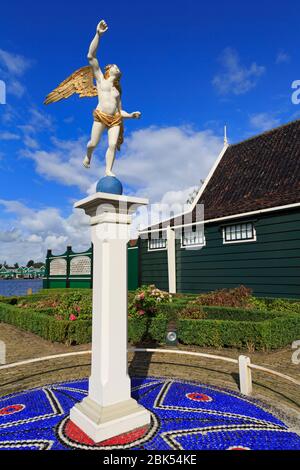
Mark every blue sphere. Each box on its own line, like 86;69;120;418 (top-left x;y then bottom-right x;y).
96;176;123;195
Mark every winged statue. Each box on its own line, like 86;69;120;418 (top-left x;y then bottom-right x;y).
44;20;141;177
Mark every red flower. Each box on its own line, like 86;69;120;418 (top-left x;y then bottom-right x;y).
69;314;77;321
138;310;145;316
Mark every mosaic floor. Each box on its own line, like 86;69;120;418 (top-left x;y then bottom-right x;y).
0;377;299;450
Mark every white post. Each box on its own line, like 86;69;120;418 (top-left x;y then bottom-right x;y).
70;192;151;442
0;341;6;365
238;355;253;396
167;225;176;294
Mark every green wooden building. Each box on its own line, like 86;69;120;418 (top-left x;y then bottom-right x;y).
139;120;300;298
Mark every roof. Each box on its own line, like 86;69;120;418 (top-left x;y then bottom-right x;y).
147;119;300;231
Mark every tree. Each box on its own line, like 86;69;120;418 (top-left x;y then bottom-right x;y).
33;262;45;268
14;263;19;269
27;260;34;268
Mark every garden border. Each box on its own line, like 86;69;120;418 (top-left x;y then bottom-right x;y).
0;348;299;398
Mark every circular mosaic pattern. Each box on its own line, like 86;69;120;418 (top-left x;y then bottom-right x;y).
0;404;25;416
186;392;213;403
0;377;299;450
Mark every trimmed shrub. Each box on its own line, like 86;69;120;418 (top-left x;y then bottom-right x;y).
0;302;162;345
148;315;168;343
1;294;300;350
177;313;300;350
128;317;148;343
0;302;91;344
179;304;207;319
191;285;253;308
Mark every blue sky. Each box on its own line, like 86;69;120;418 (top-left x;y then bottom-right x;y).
0;0;299;263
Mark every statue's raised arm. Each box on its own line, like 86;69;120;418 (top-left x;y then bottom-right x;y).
87;20;108;82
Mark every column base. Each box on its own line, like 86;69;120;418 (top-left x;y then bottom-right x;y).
70;396;151;443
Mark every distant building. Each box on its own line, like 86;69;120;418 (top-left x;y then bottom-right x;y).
0;265;45;279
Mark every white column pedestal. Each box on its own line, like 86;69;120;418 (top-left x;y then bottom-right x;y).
69;192;150;443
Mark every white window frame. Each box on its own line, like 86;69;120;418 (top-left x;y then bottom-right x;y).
222;222;257;244
148;237;167;252
181;226;206;249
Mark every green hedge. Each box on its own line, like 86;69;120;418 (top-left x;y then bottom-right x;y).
177;313;300;350
0;302;166;345
1;301;299;349
0;303;92;345
160;303;284;321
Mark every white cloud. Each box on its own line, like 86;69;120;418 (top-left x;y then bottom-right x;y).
0;199;90;264
249;112;281;132
8;80;26;98
0;49;32;99
0;228;21;242
22;125;222;204
276;50;290;64
17;107;54;150
0;131;20;141
0;49;32;76
213;48;265;95
27;234;43;243
117;126;222;203
23;135;39;149
22;138;99;191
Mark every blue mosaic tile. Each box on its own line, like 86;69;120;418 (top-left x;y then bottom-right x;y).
0;377;299;450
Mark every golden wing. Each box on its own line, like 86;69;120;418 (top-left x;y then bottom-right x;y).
44;66;97;105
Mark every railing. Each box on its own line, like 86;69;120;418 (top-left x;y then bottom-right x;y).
0;349;299;397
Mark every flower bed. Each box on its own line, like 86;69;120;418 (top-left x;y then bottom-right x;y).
0;286;299;349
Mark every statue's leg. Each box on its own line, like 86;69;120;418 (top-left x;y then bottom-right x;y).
83;121;106;168
105;125;121;176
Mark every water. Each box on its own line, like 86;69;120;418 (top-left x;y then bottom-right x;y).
0;279;43;297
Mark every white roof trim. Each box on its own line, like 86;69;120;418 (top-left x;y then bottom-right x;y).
139;202;300;234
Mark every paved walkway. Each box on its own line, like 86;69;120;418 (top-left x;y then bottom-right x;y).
0;323;299;431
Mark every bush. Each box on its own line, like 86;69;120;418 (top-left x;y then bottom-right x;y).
191;285;253;308
0;302;91;345
177;312;300;350
0;301;167;345
128;285;172;319
128;317;148;343
179;304;207;319
250;297;300;315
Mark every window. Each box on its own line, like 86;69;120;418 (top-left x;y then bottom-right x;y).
181;226;205;248
223;222;256;243
148;237;167;251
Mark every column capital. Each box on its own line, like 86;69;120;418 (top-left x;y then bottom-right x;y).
74;192;148;219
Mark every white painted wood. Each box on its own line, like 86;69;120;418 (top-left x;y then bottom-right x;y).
0;341;6;365
167;226;176;294
69;192;150;442
139;202;300;235
238;355;253;396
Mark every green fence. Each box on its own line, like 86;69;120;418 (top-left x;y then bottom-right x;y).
43;243;139;291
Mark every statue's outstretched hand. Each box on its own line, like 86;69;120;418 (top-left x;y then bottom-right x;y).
97;20;108;35
131;112;141;119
